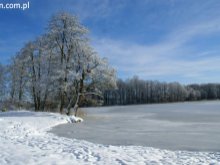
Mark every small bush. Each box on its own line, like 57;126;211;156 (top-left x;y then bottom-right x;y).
2;107;7;112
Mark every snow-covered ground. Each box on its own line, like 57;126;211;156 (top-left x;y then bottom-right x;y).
0;110;220;165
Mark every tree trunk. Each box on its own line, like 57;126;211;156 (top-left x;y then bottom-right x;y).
60;93;65;114
67;93;80;116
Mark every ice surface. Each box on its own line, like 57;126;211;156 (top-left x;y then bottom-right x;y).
51;101;220;152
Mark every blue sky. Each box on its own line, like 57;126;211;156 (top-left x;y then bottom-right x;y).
1;0;220;84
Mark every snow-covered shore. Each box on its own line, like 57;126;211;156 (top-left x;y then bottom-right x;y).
0;111;220;165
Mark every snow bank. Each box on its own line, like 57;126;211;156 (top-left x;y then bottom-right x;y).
67;115;84;123
0;110;220;165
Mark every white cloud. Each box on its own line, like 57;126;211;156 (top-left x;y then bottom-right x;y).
92;19;220;83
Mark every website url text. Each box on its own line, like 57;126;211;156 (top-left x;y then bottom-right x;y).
0;1;30;10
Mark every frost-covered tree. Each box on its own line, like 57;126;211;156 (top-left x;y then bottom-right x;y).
0;63;6;101
8;57;17;101
47;12;88;113
65;42;117;115
21;37;54;111
8;52;29;106
47;12;117;115
21;40;44;111
6;12;117;114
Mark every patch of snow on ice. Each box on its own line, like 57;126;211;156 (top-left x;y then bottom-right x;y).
67;115;84;123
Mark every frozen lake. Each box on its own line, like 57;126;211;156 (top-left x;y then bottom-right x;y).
50;101;220;152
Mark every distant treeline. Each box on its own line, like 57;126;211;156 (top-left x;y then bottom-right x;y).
104;76;220;105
